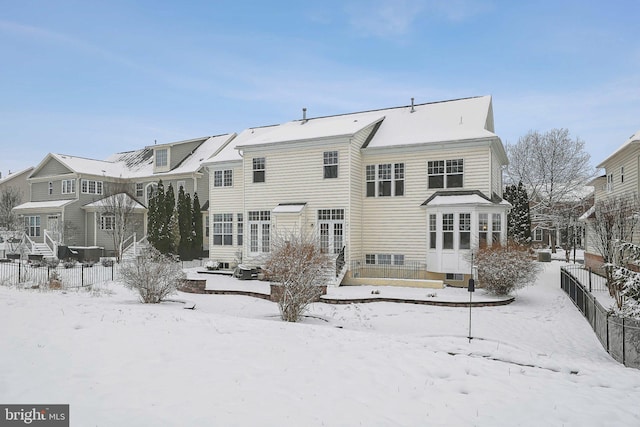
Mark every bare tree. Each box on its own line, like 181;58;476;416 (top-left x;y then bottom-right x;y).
264;230;331;322
98;181;140;262
474;241;542;296
120;247;185;303
0;186;22;232
506;129;595;251
588;192;640;301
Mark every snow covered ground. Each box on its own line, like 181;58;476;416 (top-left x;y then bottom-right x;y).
1;261;640;426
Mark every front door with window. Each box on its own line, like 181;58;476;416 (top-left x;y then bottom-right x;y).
47;215;61;243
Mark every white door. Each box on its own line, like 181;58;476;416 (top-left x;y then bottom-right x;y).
47;215;61;242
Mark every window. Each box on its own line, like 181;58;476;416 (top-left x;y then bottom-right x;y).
100;215;115;230
48;182;53;195
446;273;464;281
213;214;233;246
237;213;243;246
428;159;463;189
459;213;471;249
442;213;454;249
155;148;168;167
492;213;502;246
607;173;614;192
62;179;76;194
146;183;158;202
81;179;103;195
533;228;543;241
479;213;488;247
429;214;437;249
365;254;376;264
621;166;625;183
323;151;338;179
318;209;344;254
177;180;186;191
253;158;265;183
25;216;40;237
248;210;270;252
205;215;209;237
377;254;392;265
135;183;144;198
366;163;405;197
393;254;405;265
214;170;233;187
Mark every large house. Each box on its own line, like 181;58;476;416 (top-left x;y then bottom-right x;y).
204;96;510;287
11;135;234;260
583;130;640;270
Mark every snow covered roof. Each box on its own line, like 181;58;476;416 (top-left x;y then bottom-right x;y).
13;199;75;212
203;126;278;165
272;203;307;213
578;205;596;221
232;96;498;151
597;130;640;168
421;190;511;207
82;193;147;211
0;167;34;185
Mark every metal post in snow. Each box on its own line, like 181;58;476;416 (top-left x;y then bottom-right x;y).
468;253;475;342
589;267;592;293
81;264;84;287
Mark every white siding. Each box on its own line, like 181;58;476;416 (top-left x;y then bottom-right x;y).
208;162;244;265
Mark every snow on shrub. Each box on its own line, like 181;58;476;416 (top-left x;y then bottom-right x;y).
474;242;541;296
264;231;330;322
119;247;185;303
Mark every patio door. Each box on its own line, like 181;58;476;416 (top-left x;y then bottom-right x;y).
47;215;61;242
318;209;344;254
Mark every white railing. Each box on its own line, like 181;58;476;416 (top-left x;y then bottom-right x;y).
21;232;34;256
43;229;58;257
121;233;148;259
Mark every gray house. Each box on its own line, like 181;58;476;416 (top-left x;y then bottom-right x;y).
12;135;233;260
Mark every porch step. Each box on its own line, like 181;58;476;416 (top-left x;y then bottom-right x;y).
31;243;54;258
122;243;150;261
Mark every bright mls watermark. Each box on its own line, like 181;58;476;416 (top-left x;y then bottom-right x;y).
0;405;68;426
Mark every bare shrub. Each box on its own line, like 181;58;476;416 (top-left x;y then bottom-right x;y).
264;231;330;322
474;242;542;296
119;247;185;303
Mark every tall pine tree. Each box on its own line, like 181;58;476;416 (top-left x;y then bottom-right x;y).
504;181;531;244
156;182;174;254
148;180;166;251
177;186;192;260
191;192;203;259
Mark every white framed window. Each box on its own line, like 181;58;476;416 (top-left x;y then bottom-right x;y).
459;213;471;250
621;166;625;183
479;213;488;247
318;209;344;254
248;210;270;252
377;254;392;265
177;180;186;191
155;148;168;167
135;183;144;198
365;254;376;264
492;214;502;245
100;215;115;230
205;215;209;237
214;170;233;187
81;179;103;195
607;173;614;192
442;213;454;249
366;163;405;197
533;228;543;241
237;213;243;246
25;216;40;237
62;179;76;194
446;273;464;281
213;213;233;246
48;181;53;195
253;158;265;183
393;254;405;265
324;151;338;179
429;214;437;249
428;159;463;189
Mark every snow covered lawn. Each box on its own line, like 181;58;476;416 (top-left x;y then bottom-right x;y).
1;262;640;426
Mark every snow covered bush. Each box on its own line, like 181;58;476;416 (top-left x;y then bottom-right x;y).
610;241;640;316
119;247;185;303
205;260;220;271
474;242;542;296
264;231;330;322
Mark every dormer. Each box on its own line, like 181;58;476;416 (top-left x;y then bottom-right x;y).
153;145;171;173
150;137;208;173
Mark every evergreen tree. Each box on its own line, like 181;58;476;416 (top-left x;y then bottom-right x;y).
191;192;203;259
156;181;173;254
148;180;166;251
147;193;159;248
169;207;180;256
504;181;531;244
177;186;192;260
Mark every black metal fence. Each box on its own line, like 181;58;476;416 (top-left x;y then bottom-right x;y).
561;266;640;369
0;260;117;288
350;260;427;280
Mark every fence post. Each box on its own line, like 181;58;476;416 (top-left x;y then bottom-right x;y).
18;262;21;283
111;262;114;281
588;267;592;292
606;312;610;352
622;317;626;366
81;264;84;287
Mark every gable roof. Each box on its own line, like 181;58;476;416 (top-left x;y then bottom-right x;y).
0;166;34;185
597;130;640;168
82;193;147;211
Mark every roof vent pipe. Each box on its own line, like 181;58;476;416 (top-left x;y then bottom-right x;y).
302;107;307;123
410;97;415;113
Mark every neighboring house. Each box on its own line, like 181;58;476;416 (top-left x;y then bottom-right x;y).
11;135;233;260
205;96;510;287
0;167;34;258
0;167;34;209
583;130;640;270
529;186;594;249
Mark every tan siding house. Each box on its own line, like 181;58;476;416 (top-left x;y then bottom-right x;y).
205;96;510;287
